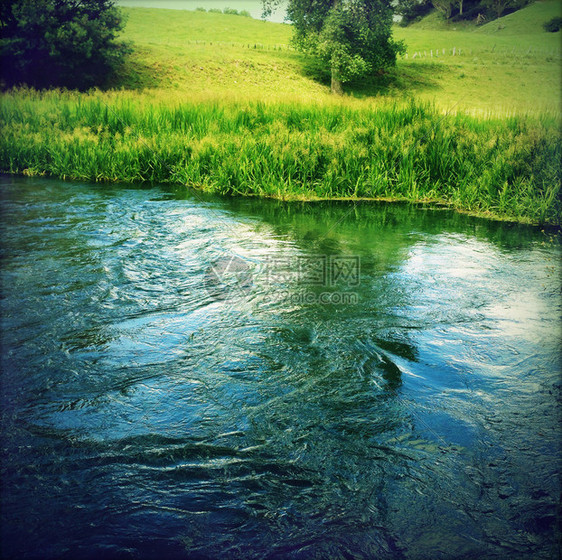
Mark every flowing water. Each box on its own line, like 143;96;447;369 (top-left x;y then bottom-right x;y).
0;176;560;560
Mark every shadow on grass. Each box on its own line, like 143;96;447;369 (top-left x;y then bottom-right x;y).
109;49;163;90
298;54;451;98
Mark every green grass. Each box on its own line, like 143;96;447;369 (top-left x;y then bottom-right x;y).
113;2;561;114
407;10;477;31
392;2;562;114
1;1;561;224
1;89;560;224
113;8;309;96
477;0;562;34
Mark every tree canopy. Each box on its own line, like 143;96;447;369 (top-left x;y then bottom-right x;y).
263;0;404;94
0;0;129;90
395;0;529;26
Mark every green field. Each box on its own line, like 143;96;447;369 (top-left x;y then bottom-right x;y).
114;1;562;114
1;1;561;224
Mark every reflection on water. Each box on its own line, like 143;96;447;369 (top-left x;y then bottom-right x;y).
1;176;560;559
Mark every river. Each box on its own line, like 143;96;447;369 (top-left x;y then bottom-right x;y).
0;176;560;559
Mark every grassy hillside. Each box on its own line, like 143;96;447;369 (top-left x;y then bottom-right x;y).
393;1;561;113
115;2;562;114
115;8;310;96
477;0;562;34
408;0;561;32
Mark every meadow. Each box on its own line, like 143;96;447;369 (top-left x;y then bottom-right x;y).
1;1;561;224
112;1;562;114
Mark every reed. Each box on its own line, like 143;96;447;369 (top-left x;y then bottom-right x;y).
1;88;560;224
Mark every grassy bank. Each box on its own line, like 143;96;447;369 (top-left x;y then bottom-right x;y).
1;89;560;224
1;2;561;224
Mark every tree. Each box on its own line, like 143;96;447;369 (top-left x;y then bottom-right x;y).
394;0;433;26
263;0;404;94
481;0;518;18
0;0;129;89
431;0;454;19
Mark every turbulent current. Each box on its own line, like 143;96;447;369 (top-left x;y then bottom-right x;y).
0;176;560;559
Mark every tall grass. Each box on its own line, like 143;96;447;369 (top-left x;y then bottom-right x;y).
1;88;560;224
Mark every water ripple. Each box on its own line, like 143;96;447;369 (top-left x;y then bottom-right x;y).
1;177;560;560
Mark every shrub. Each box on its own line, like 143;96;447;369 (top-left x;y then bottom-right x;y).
543;16;562;32
0;0;129;90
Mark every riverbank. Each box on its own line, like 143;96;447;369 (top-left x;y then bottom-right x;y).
1;89;560;225
1;3;561;225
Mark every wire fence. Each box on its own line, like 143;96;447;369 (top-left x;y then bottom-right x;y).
402;46;561;59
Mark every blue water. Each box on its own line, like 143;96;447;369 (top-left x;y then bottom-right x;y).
1;176;560;559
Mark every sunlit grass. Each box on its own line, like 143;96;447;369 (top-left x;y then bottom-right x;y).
391;0;562;114
114;2;562;114
1;88;559;224
1;2;561;224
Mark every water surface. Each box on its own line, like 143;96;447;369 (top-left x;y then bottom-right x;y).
1;176;560;559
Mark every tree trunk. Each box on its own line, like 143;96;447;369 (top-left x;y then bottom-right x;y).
330;0;343;94
331;66;343;95
459;0;463;15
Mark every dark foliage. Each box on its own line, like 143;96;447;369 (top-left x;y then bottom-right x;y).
450;1;488;21
543;16;561;32
395;0;434;26
0;0;129;89
264;0;404;91
395;0;533;25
